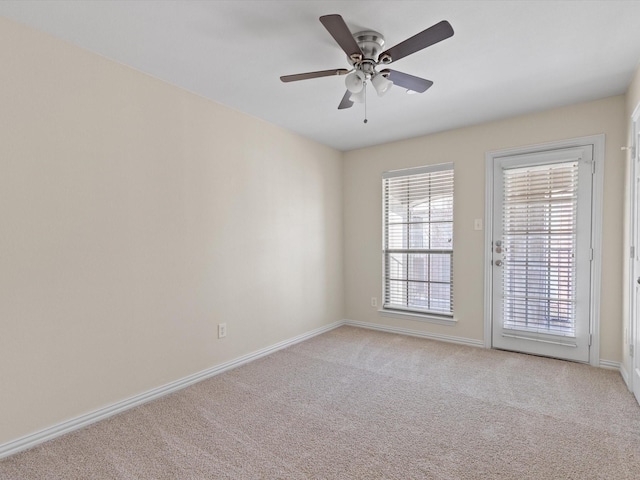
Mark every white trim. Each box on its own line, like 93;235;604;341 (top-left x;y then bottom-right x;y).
484;135;604;366
0;320;345;460
382;162;453;178
626;116;635;393
378;308;456;326
484;152;494;349
620;361;630;388
628;103;640;396
344;319;484;348
590;136;605;368
599;359;622;370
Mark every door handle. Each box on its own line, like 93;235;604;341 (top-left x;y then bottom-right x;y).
495;260;503;267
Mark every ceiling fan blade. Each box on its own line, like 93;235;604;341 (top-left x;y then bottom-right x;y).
380;20;454;64
338;90;354;109
320;14;363;58
280;69;350;83
384;69;433;93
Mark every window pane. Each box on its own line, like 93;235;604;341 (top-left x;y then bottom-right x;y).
501;161;577;335
409;201;429;223
429;197;453;222
408;223;428;249
387;253;406;280
430;222;453;249
408;281;428;309
408;254;427;281
429;283;451;313
387;280;407;305
429;254;451;283
387;223;407;249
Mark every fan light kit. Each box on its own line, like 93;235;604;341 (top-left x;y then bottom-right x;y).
281;14;454;123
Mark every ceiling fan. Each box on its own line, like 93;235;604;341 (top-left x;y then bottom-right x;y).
280;14;454;112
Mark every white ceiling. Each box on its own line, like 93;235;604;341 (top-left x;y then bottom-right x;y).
2;0;640;151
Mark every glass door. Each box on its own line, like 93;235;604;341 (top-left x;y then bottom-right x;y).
492;146;593;362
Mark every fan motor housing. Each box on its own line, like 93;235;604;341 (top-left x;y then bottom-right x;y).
350;30;385;64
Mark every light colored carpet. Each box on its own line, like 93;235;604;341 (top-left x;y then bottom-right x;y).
1;326;640;479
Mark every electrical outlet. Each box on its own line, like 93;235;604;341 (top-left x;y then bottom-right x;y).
218;323;227;339
371;297;377;307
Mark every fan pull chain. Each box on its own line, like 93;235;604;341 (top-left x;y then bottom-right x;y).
363;82;368;124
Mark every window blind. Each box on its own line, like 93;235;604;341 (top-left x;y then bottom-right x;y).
383;164;454;316
501;161;578;336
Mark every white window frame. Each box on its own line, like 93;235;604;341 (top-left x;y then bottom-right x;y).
381;163;455;324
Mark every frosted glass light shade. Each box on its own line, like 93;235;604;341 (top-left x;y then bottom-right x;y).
345;71;364;93
351;88;365;103
372;74;393;96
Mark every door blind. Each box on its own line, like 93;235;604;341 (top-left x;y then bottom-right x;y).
501;161;579;336
383;164;454;316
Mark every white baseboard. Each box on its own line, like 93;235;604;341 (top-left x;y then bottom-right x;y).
599;360;630;390
343;319;485;348
599;359;621;370
0;320;345;460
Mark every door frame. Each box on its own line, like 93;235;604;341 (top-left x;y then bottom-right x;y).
483;134;605;366
627;103;640;393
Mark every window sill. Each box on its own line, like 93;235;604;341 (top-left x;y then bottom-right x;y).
378;308;457;326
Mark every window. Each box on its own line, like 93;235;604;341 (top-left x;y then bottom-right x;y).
382;164;454;317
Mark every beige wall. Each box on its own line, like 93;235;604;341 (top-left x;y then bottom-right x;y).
622;63;640;379
0;17;343;444
344;96;626;362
